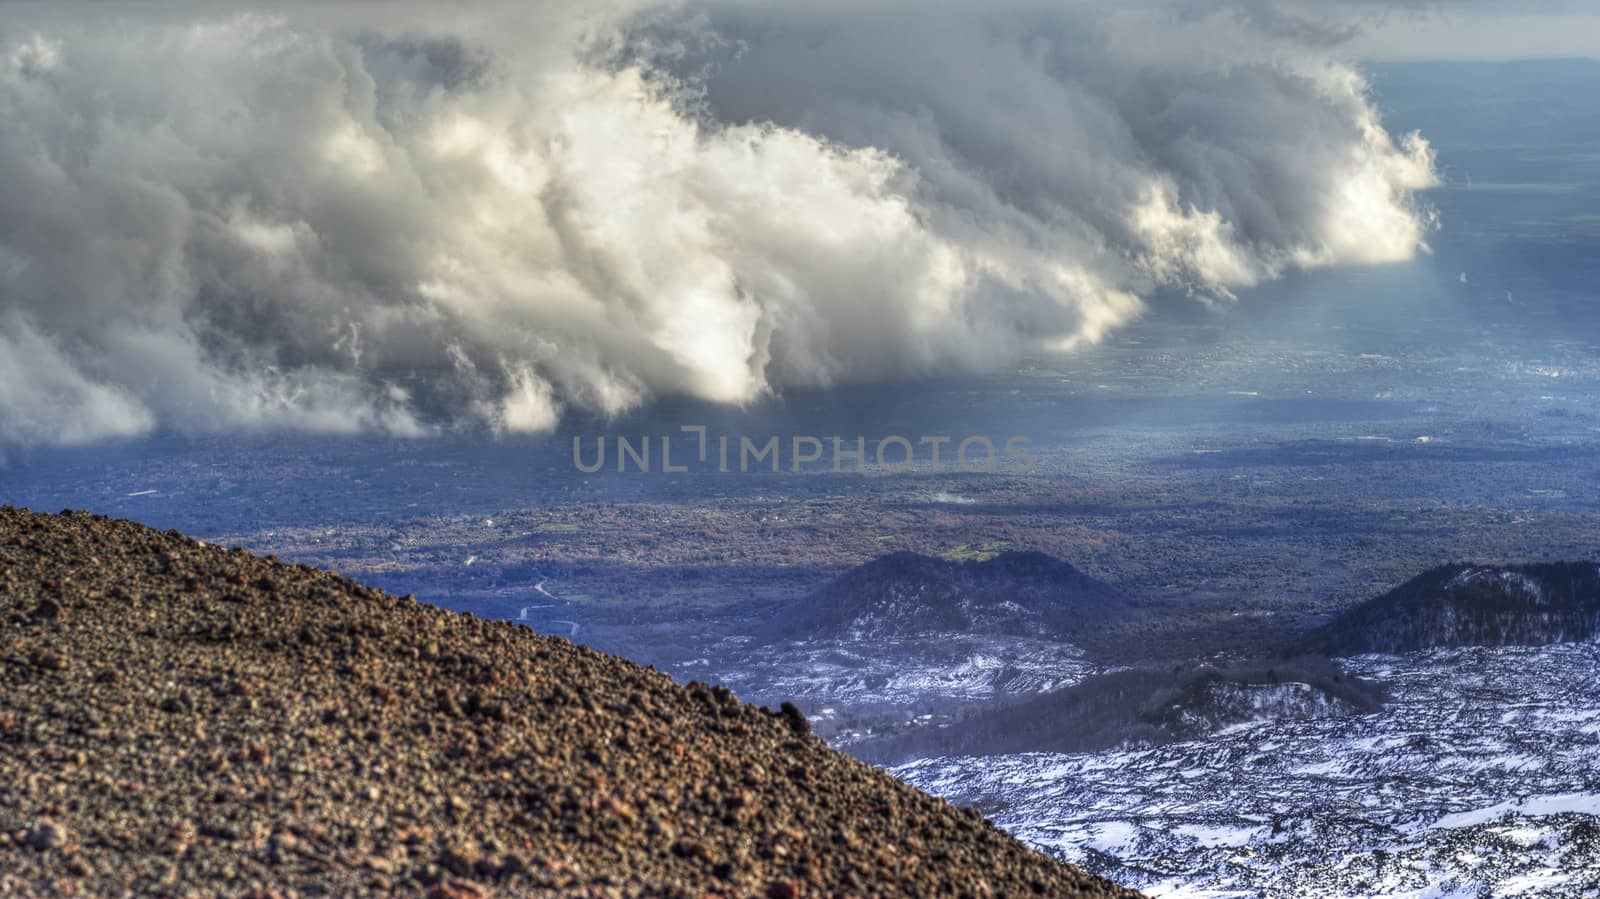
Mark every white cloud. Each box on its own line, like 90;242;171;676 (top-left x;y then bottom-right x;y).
0;2;1438;448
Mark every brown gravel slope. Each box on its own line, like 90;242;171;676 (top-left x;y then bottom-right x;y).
0;508;1142;898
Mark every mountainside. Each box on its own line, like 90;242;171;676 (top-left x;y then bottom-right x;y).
1306;562;1600;655
0;508;1138;899
763;551;1128;644
857;656;1384;764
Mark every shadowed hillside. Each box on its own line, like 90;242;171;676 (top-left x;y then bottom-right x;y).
1305;562;1600;655
856;656;1384;764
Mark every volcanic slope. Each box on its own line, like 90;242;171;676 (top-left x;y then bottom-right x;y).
1305;561;1600;654
0;508;1140;898
763;551;1129;645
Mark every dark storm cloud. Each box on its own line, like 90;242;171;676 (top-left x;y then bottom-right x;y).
0;2;1436;447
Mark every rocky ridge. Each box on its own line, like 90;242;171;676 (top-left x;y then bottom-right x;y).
0;508;1139;898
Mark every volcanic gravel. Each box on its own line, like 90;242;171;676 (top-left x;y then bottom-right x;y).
0;508;1142;898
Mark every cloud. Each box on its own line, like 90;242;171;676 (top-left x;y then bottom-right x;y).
0;313;155;447
0;2;1437;448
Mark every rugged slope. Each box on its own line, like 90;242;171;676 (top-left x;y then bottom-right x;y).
0;508;1140;899
1305;562;1600;655
763;551;1128;644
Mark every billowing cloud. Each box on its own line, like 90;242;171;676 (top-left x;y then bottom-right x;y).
0;2;1436;448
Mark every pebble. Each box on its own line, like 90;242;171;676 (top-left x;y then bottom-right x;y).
24;820;69;851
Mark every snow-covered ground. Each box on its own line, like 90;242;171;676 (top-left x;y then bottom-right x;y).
897;644;1600;898
693;633;1093;708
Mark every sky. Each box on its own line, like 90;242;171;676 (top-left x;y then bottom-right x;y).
0;1;1590;450
1341;2;1600;60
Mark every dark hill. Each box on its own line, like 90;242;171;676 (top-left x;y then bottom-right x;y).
764;551;1128;644
1305;562;1600;655
0;508;1139;898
